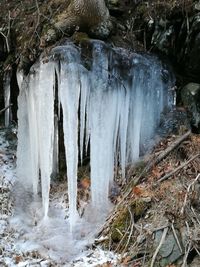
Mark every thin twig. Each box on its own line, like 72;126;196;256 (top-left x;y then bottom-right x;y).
122;220;134;253
194;246;200;256
94;236;109;244
157;153;200;183
191;206;200;225
0;10;11;53
122;207;137;253
171;223;183;253
185;221;190;235
128;206;142;232
114;224;131;252
152;224;169;232
150;227;168;267
181;242;192;267
0;104;12;115
0;32;10;53
181;174;200;215
29;0;41;43
115;228;123;237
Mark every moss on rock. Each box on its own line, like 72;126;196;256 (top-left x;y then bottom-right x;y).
111;197;151;244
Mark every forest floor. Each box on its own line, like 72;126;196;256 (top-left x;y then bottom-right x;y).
98;129;200;267
0;124;200;267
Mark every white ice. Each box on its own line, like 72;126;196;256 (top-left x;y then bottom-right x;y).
17;62;55;217
60;59;81;229
15;40;174;261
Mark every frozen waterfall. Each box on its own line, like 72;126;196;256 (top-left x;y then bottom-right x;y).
17;40;174;229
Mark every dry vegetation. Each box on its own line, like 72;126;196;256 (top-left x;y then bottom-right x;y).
98;131;200;266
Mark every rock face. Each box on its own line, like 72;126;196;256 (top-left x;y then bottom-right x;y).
181;83;200;133
140;2;200;83
185;14;200;81
0;35;7;61
42;0;112;45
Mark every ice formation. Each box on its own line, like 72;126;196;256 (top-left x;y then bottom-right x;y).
17;40;174;230
4;73;11;127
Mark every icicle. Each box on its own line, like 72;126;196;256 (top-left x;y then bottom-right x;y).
79;67;90;165
54;63;61;119
4;73;11;127
89;42;119;210
118;84;130;179
127;64;145;163
17;75;33;189
16;71;24;90
60;58;81;229
85;91;91;156
52;114;59;176
138;57;164;149
17;60;56;218
37;62;55;217
27;71;40;195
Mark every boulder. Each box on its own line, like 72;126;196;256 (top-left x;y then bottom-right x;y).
41;0;112;45
181;83;200;133
154;230;183;266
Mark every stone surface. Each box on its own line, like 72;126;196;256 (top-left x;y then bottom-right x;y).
42;0;111;45
155;230;183;266
184;13;200;81
151;19;175;55
181;83;200;133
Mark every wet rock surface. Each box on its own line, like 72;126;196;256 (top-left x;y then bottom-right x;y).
181;83;200;133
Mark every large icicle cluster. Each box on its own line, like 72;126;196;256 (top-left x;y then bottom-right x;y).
17;40;174;227
17;62;55;218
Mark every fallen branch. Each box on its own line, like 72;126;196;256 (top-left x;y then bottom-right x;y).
150;227;168;267
157;153;200;183
0;104;12;115
94;236;109;244
142;130;191;176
